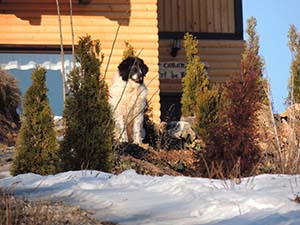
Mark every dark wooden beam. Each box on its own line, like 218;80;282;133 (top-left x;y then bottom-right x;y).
79;0;91;5
0;44;73;53
234;0;244;40
159;32;243;40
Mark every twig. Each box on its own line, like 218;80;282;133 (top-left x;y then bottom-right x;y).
286;47;299;173
103;8;130;80
55;0;66;105
200;153;211;178
103;25;121;80
264;75;283;172
69;0;75;68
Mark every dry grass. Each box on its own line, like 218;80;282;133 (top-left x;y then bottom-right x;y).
0;189;115;225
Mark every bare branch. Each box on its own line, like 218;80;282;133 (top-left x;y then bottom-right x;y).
55;0;66;105
69;0;75;68
103;25;121;80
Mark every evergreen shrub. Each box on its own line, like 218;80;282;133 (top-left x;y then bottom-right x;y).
181;33;209;117
203;51;263;178
11;66;60;175
60;35;114;172
0;70;21;145
287;24;300;105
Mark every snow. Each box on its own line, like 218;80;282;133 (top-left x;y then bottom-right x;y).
1;169;300;225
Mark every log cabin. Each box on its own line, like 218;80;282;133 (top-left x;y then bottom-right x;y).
0;0;244;122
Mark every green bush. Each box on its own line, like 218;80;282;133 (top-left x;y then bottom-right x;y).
182;33;221;147
123;41;136;59
244;17;268;105
287;24;300;105
193;86;221;141
195;18;264;178
60;35;114;172
181;33;209;117
0;70;21;145
143;101;159;146
0;70;21;121
11;66;60;176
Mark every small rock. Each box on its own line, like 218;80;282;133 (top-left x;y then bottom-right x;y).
166;121;196;141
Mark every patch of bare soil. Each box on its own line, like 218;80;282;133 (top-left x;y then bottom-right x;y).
113;143;199;177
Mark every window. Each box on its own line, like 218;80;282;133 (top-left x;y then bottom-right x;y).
0;53;73;116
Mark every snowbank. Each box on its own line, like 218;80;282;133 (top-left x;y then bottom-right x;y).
1;170;300;225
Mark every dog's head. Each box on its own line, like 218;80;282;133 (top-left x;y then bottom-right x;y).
118;57;149;84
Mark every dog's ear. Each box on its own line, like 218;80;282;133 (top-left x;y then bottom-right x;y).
118;57;135;81
138;58;148;76
141;62;149;76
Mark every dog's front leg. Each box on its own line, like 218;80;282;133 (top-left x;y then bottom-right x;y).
116;115;128;143
133;113;144;144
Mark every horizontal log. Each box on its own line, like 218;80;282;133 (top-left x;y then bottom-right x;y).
159;40;245;48
1;26;159;35
159;54;242;63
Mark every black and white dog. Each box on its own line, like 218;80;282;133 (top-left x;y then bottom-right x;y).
109;57;149;144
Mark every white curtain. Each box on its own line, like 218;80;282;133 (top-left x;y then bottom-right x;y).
0;53;73;72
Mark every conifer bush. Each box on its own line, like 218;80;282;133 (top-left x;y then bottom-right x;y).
181;33;221;142
11;66;60;176
181;33;209;117
0;70;21;122
194;17;265;178
283;25;300;174
0;70;21;145
203;47;263;178
60;35;114;172
287;24;300;105
244;17;268;105
123;41;136;60
193;86;220;141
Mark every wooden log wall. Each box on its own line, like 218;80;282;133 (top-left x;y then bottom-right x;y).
158;0;235;33
0;0;161;122
158;0;244;94
159;39;244;93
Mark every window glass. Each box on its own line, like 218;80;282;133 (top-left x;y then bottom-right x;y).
0;53;73;116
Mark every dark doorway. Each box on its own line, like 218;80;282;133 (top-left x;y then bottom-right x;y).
160;92;182;122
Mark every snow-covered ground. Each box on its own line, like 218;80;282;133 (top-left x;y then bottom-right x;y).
1;170;300;225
